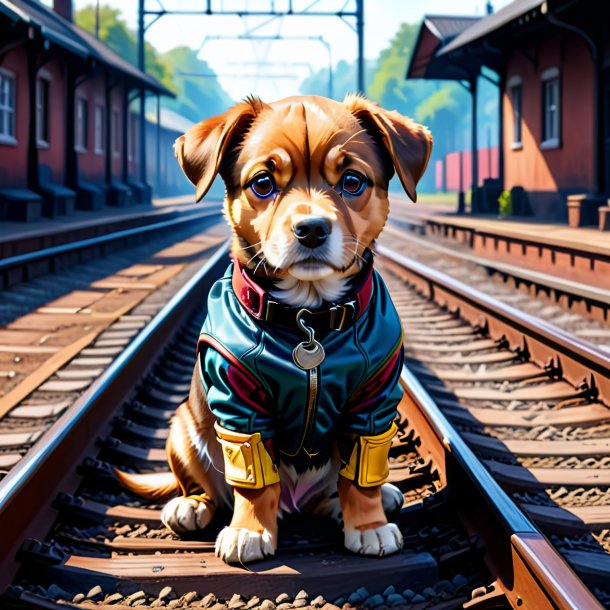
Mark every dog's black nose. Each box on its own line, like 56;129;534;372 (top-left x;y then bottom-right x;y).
292;218;331;249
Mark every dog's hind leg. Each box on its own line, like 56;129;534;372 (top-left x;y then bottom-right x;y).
160;373;233;535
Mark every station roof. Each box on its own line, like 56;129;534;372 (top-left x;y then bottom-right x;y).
0;0;173;96
406;0;545;81
145;108;195;134
439;0;543;56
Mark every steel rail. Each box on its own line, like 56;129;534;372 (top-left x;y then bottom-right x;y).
0;206;223;273
0;241;230;589
399;363;604;610
378;244;610;404
386;222;610;307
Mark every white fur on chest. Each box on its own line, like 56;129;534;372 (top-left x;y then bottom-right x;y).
270;275;348;308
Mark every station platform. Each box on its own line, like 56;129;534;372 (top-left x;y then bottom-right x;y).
0;195;222;258
388;194;610;289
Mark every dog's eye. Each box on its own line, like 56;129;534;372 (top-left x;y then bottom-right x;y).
339;170;368;197
249;173;276;199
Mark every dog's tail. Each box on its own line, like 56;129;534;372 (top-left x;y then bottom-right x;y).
114;469;179;499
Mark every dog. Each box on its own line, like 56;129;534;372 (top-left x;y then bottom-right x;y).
116;94;432;564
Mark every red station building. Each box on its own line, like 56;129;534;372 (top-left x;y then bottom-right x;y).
0;0;171;222
408;0;610;227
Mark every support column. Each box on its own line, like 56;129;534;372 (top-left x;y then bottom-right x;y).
104;72;112;185
498;69;505;189
356;0;364;93
26;45;39;192
458;151;465;214
139;89;146;185
137;0;147;187
156;94;161;195
65;65;77;187
122;88;129;184
471;76;478;196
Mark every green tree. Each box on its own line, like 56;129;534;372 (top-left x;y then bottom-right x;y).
300;59;377;100
159;47;233;122
75;5;174;91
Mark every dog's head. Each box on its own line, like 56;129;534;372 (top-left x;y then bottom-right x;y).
175;94;432;306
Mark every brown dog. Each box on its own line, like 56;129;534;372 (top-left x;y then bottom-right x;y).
117;94;432;563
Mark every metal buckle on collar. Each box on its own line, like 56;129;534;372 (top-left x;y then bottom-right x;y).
330;300;356;331
264;299;278;321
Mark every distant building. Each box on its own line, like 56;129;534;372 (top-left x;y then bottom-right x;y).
408;0;609;224
145;108;194;199
0;0;172;221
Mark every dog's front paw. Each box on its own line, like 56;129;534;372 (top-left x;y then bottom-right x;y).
344;523;403;557
161;496;213;534
215;527;275;564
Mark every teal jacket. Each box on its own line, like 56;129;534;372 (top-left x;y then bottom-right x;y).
198;263;404;471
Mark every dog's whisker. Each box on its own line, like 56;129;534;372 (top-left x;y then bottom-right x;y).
347;235;366;259
246;249;264;266
253;256;268;276
241;241;262;251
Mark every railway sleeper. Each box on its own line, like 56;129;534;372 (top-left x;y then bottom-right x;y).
13;542;440;602
521;503;610;533
53;493;163;526
441;401;610;429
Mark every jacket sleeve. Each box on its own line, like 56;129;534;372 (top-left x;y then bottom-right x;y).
342;342;404;437
198;341;275;440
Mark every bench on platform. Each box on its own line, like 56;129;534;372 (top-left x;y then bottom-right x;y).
38;166;76;217
104;181;133;207
127;179;152;204
0;188;42;222
75;179;105;211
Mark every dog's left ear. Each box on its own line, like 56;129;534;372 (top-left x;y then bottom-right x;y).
175;97;269;202
343;94;433;202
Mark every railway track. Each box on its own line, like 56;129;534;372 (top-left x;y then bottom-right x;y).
377;245;610;607
0;213;226;482
0;205;223;290
386;217;610;331
0;240;605;610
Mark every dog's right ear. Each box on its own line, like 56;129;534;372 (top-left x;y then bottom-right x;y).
343;94;432;203
175;97;269;202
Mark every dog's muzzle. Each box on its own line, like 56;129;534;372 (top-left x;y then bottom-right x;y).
292;217;331;249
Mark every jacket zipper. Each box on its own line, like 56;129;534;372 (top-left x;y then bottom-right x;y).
281;364;319;458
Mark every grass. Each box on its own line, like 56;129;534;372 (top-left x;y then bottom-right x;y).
414;191;472;209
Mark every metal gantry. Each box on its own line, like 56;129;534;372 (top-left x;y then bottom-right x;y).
136;0;364;188
202;34;333;98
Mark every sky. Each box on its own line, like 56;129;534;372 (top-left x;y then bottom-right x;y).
55;0;514;100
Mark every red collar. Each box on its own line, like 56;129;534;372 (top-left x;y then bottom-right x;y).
231;255;374;332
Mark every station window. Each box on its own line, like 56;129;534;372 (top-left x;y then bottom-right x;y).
36;77;50;147
541;68;560;149
507;76;522;149
0;69;16;144
75;96;89;152
112;108;120;155
94;103;105;154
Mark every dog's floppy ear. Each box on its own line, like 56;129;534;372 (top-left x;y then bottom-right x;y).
175;97;269;202
343;94;433;202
